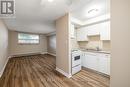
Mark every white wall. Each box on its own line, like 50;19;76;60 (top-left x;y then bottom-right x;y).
9;31;47;55
0;20;9;77
47;35;56;55
111;0;130;87
56;14;71;77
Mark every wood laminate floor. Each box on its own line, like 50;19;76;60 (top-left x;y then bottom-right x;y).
0;54;110;87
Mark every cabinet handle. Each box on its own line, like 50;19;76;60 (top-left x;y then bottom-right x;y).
89;54;97;56
105;55;110;57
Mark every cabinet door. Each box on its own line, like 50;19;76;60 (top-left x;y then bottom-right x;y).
81;52;87;67
85;53;98;71
81;52;85;66
87;24;100;36
100;21;110;40
77;28;88;41
98;54;110;75
70;24;75;38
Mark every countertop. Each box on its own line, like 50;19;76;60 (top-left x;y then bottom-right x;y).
80;49;111;54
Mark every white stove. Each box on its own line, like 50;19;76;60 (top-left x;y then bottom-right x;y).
71;50;81;75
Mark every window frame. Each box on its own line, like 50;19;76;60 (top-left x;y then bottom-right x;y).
17;33;40;45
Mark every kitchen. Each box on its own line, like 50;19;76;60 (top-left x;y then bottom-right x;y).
70;14;110;77
0;0;129;86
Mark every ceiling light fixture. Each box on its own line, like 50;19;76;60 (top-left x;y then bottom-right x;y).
85;5;102;18
88;9;98;14
86;8;100;18
87;9;99;18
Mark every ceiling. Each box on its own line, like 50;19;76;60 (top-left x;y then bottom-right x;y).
4;0;110;34
72;0;110;21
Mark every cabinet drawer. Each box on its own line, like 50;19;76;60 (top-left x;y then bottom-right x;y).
72;65;81;75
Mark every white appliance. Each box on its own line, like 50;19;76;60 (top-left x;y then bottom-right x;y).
71;50;81;75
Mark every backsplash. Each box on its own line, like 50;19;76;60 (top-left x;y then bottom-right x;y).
78;35;111;51
87;36;102;50
71;38;79;49
102;41;111;51
78;35;102;50
70;32;111;51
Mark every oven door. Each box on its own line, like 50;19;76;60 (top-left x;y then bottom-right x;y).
72;55;81;67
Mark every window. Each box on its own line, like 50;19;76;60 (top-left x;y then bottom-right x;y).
18;33;39;44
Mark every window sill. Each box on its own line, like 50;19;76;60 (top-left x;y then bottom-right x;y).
18;43;40;45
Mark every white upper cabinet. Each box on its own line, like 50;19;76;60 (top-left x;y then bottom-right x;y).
77;27;88;41
70;24;75;38
100;21;110;40
76;21;110;41
87;24;101;36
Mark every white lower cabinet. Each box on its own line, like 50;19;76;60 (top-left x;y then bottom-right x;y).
98;54;110;75
81;52;110;75
81;52;85;66
85;52;98;71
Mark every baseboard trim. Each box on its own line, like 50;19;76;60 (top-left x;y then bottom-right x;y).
9;52;55;58
56;67;72;78
8;56;13;59
40;52;48;55
47;52;56;56
10;52;42;58
40;52;56;56
82;66;110;78
0;57;9;78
